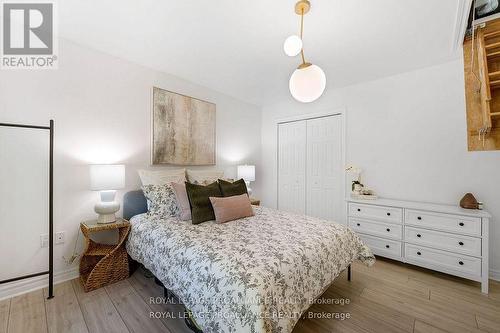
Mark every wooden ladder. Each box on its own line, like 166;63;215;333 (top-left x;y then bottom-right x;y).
477;29;495;129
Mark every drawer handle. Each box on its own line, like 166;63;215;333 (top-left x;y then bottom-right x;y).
357;208;361;212
417;216;422;220
356;223;360;226
417;251;421;255
387;212;391;216
459;222;464;227
459;261;464;266
385;245;390;249
417;234;422;238
459;241;464;246
386;228;391;232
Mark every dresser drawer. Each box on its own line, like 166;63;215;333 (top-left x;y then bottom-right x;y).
405;227;481;257
349;203;403;224
405;244;481;278
349;218;402;240
405;209;481;237
359;234;402;259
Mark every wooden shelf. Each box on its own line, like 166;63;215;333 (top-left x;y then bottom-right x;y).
489;80;500;88
487;50;500;58
488;71;500;79
85;244;115;256
485;41;500;50
491;112;500;117
81;220;130;233
484;30;500;39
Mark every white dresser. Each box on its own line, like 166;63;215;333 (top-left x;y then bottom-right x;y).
347;198;491;293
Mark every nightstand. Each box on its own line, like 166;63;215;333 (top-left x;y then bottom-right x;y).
250;197;260;206
79;218;130;292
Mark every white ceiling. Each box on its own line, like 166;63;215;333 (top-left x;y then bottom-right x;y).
59;0;466;106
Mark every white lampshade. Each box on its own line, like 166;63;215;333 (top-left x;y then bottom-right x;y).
237;165;255;182
289;64;326;103
283;35;303;57
90;164;125;191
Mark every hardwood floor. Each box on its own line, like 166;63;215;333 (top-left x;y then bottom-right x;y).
1;257;499;333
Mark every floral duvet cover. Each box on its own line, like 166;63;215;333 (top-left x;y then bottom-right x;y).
126;206;375;333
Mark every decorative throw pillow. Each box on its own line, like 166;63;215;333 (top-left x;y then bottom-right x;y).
170;182;191;221
138;168;186;185
209;194;254;223
185;181;222;224
218;178;248;197
142;184;180;218
186;169;224;185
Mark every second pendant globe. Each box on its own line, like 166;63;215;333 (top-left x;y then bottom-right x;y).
283;35;303;57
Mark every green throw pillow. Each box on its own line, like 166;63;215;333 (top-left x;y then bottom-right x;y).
185;181;222;224
218;178;248;197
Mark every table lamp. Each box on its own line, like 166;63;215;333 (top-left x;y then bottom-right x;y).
90;164;125;224
237;165;255;196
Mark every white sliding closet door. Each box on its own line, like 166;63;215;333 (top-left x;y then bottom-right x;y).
278;114;343;222
278;121;306;214
306;116;343;221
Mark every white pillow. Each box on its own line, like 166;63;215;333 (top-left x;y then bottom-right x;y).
186;169;224;185
138;168;186;185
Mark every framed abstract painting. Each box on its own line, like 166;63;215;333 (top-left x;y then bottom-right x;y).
152;87;216;165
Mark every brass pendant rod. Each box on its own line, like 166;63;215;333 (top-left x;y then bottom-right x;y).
300;8;306;65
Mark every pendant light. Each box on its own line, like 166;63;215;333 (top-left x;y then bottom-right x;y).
283;35;303;57
285;0;326;103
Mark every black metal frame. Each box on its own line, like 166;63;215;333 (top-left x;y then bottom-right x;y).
0;120;54;299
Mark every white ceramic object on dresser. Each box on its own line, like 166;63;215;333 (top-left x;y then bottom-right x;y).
347;198;491;294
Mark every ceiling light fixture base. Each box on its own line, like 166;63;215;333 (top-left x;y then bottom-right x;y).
298;62;312;69
295;0;311;15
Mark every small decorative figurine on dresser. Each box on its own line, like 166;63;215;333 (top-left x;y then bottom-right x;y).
345;165;378;200
460;193;482;209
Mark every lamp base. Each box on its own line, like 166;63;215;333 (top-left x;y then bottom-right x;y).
97;213;117;224
95;190;120;224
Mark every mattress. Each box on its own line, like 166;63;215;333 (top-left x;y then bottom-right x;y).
126;206;375;333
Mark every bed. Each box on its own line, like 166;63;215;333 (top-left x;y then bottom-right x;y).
124;190;375;333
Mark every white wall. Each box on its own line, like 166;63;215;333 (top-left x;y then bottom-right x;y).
0;39;262;298
261;59;500;279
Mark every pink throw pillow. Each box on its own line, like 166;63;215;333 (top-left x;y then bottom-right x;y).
209;194;254;224
171;182;191;221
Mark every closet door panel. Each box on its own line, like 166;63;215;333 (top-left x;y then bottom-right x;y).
278;121;306;214
306;116;343;221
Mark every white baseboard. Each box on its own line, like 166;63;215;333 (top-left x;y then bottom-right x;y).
490;269;500;282
0;268;79;301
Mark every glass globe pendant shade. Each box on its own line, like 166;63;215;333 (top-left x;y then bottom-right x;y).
289;64;326;103
283;35;303;57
